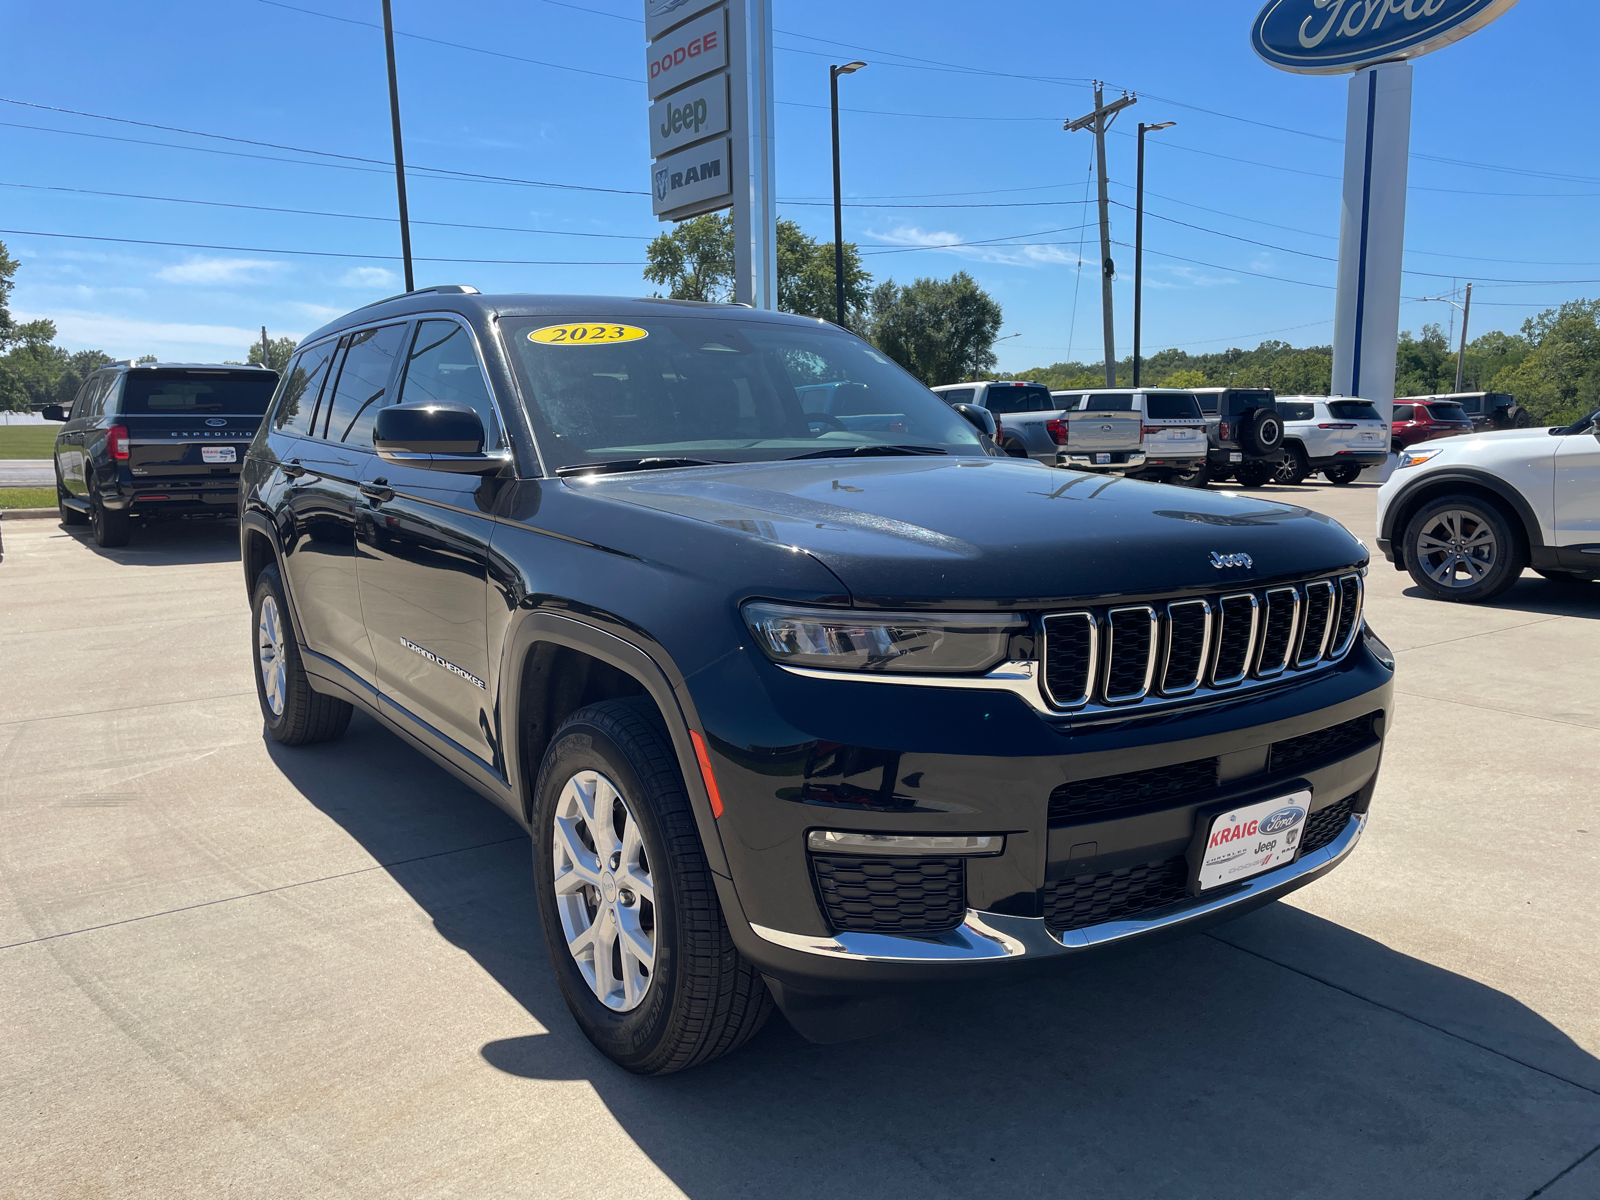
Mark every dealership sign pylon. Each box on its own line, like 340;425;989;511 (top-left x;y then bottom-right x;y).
1251;0;1520;424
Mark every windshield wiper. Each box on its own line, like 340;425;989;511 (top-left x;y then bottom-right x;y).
786;444;949;460
556;456;727;478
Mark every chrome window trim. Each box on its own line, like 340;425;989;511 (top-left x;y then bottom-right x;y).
1039;611;1098;710
1210;592;1259;687
1328;573;1365;659
750;812;1365;962
1297;579;1336;667
1160;598;1211;696
1254;586;1300;679
1103;605;1158;703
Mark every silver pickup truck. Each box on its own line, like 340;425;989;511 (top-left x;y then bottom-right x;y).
929;381;1066;464
1051;389;1209;480
1048;390;1146;474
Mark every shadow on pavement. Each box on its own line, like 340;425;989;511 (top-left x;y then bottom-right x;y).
267;711;1600;1199
1400;575;1600;619
60;516;241;565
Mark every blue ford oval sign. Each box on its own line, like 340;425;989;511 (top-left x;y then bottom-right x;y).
1252;0;1520;74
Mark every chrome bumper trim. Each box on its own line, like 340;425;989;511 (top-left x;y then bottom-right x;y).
749;812;1366;963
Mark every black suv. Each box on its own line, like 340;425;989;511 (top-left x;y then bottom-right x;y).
1402;391;1531;433
240;289;1394;1074
1192;387;1287;487
45;361;279;546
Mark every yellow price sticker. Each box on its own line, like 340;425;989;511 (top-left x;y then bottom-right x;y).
528;322;649;346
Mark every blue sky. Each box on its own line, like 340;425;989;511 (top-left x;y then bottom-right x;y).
2;0;1591;371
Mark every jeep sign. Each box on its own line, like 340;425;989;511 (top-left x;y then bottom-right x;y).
650;137;732;217
648;73;729;160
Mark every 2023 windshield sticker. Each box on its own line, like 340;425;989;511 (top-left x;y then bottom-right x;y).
528;323;649;346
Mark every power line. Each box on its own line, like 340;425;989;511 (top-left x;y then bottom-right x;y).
0;228;645;266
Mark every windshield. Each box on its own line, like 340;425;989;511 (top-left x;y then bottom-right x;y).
984;384;1051;414
1427;403;1468;420
1082;393;1134;412
1145;393;1202;420
1327;400;1381;421
119;370;279;416
502;314;985;469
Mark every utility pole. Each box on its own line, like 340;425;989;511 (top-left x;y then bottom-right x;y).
1066;83;1136;387
1454;282;1472;393
261;326;270;368
381;0;414;293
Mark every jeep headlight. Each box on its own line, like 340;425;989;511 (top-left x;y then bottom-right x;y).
742;602;1023;674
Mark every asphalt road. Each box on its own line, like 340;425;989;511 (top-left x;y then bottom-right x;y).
0;459;54;487
2;483;1597;1199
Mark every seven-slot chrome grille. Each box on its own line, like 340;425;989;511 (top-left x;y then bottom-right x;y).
1040;572;1363;714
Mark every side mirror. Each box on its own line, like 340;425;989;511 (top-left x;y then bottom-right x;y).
952;402;997;439
41;405;67;422
374;403;509;475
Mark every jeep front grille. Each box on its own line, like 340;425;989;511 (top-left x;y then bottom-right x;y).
1040;572;1364;714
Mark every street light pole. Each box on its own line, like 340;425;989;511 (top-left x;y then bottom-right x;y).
830;61;865;328
381;0;414;293
1133;120;1175;388
1418;282;1474;392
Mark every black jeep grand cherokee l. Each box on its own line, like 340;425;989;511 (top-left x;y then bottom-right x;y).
240;289;1394;1074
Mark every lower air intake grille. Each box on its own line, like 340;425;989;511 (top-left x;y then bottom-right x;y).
1300;795;1357;856
1043;856;1190;933
811;855;966;935
1049;757;1220;823
1271;713;1378;773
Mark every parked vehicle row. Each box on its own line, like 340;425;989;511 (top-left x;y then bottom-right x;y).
1275;396;1388;486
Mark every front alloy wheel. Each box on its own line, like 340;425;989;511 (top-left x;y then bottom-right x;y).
258;595;288;717
551;770;656;1012
1403;495;1524;603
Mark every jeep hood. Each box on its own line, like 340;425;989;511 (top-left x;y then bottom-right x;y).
574;457;1368;608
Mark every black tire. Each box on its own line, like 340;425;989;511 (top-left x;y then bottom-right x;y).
1273;445;1308;485
1322;464;1363;485
56;470;87;526
1513;409;1532;429
250;563;352;744
1240;409;1284;455
533;698;772;1075
1534;569;1594;585
1392;440;1405;455
1234;461;1275;488
1402;494;1526;603
1169;462;1208;487
89;494;131;547
1002;440;1029;458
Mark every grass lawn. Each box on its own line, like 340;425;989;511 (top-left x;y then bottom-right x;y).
0;426;60;458
0;487;57;509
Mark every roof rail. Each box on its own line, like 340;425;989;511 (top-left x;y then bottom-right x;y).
358;284;480;311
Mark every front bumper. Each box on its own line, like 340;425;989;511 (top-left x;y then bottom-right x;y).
1207;447;1284;470
1305;451;1387;470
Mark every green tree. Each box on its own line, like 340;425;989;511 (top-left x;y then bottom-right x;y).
643;215;871;321
1487;298;1600;425
863;271;1003;386
249;336;298;373
1394;324;1452;396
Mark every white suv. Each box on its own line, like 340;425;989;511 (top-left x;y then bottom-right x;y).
1376;406;1600;602
1276;396;1389;485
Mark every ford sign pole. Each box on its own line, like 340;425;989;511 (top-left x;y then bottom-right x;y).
1250;0;1521;477
729;0;777;308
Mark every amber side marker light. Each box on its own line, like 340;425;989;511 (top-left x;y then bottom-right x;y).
689;730;724;819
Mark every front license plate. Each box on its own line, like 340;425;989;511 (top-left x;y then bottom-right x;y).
202;446;237;464
1196;790;1310;891
1229;451;1243;463
1095;452;1111;464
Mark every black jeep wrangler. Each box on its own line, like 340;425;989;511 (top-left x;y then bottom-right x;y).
1192;387;1287;488
240;289;1394;1074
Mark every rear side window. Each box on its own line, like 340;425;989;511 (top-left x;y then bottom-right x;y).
1455;396;1483;414
1146;393;1203;420
1083;393;1134;412
119;370;278;415
321;324;407;445
273;341;338;437
938;387;975;405
1427;402;1467;420
1278;402;1315;422
1327;400;1380;421
984;385;1049;414
1196;393;1219;414
397;320;502;446
1393;405;1414;421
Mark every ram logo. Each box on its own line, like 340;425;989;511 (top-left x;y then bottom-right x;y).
654;169;669;202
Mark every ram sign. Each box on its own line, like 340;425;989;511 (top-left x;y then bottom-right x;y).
650;138;732;218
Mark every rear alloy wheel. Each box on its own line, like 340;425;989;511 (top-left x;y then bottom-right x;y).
1322;464;1363;485
1234;461;1276;488
251;563;353;744
1273;445;1308;485
534;698;772;1074
1403;495;1525;603
89;495;131;547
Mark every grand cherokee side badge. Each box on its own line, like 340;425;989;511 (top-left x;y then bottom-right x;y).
1210;551;1253;569
400;636;486;689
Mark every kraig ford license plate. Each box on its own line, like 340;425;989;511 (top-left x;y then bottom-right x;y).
202;446;237;464
1095;452;1111;464
1196;790;1310;891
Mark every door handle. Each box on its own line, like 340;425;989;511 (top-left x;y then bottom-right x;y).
282;459;307;480
360;480;394;504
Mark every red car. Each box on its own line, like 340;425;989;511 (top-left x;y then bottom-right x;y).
1389;399;1475;453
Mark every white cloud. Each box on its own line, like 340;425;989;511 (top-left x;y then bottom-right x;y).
291;301;347;322
338;266;398;289
15;308;304;361
156;256;284;285
865;226;1085;268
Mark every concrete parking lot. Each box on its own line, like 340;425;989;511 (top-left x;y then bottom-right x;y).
2;483;1597;1199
